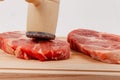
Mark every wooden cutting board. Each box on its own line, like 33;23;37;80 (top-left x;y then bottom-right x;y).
0;38;120;80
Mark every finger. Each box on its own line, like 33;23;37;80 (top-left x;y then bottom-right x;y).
25;0;34;3
26;0;40;7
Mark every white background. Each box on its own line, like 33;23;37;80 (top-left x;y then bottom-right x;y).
0;0;120;36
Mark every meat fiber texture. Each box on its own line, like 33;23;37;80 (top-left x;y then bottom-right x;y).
0;31;70;61
68;28;120;64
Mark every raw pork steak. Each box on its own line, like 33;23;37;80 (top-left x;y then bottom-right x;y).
0;31;70;61
68;29;120;64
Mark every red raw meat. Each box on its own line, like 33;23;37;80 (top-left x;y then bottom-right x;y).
0;31;70;61
68;29;120;64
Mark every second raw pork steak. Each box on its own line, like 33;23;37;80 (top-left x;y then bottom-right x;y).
68;29;120;64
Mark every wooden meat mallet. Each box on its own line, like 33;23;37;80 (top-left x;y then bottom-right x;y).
26;0;60;40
